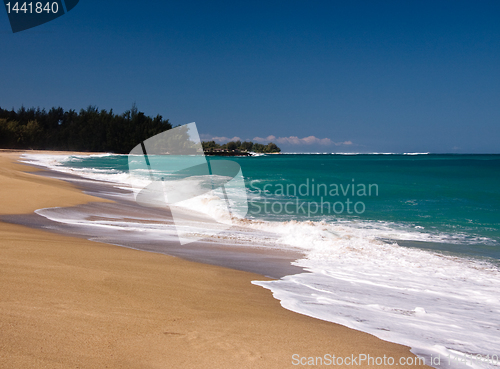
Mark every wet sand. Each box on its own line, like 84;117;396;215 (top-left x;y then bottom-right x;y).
0;150;430;368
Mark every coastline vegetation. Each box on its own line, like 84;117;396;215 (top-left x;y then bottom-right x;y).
0;105;281;155
0;105;171;153
202;140;280;154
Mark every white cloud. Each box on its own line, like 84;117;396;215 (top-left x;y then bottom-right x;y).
200;135;242;143
213;136;241;143
252;135;276;143
200;133;353;147
254;135;352;146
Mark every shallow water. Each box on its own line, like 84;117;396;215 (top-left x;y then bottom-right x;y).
20;153;500;369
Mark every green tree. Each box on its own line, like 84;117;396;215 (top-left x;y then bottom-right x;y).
265;142;281;153
22;120;43;148
252;143;265;152
226;141;238;151
240;141;253;151
0;104;173;153
202;141;220;151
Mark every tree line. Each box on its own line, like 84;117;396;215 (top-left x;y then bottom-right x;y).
0;105;281;154
0;105;172;154
202;140;280;153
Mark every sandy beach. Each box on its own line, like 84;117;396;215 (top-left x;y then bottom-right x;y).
0;150;430;368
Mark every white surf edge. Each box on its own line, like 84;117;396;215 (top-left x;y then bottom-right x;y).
20;152;500;369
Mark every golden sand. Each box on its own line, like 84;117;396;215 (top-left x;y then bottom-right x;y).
0;151;430;368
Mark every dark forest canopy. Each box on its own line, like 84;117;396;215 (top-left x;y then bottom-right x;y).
0;105;172;154
0;105;281;154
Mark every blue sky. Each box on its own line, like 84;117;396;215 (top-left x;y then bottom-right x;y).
1;1;499;153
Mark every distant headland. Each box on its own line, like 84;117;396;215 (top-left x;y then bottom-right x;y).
202;140;281;156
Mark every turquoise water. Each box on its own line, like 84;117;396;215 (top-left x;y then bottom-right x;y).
62;153;500;260
25;152;500;368
236;154;500;259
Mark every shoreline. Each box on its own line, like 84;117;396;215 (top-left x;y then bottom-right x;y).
8;151;305;279
0;150;430;368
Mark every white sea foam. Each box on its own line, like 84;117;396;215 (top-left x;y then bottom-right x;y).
247;218;500;368
23;153;500;369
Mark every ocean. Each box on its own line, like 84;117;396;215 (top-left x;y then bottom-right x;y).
21;153;500;369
